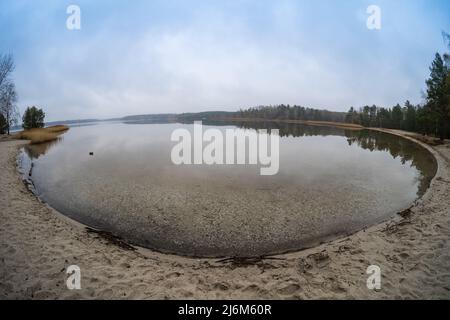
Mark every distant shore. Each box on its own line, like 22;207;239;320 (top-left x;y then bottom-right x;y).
223;117;364;130
1;128;449;299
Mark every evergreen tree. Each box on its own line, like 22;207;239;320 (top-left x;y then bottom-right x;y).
391;104;403;129
377;107;391;128
369;105;377;127
346;107;355;123
22;106;45;129
425;53;449;140
404;100;416;132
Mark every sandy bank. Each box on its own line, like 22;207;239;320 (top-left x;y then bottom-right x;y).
1;130;450;299
225;118;364;130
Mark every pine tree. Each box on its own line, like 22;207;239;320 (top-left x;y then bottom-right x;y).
425;53;449;140
404;100;416;132
22;106;45;129
391;104;403;129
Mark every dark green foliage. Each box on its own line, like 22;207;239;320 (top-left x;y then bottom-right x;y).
235;52;450;140
391;104;403;130
404;100;417;132
22;106;45;129
345;107;359;124
237;104;347;123
425;53;450;140
0;113;6;134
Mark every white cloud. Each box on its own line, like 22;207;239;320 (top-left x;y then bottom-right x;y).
9;0;444;121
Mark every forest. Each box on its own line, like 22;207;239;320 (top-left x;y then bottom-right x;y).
235;52;450;140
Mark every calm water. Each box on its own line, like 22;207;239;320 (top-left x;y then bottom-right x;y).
19;121;437;257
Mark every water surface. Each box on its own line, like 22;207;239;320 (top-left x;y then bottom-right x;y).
19;121;437;257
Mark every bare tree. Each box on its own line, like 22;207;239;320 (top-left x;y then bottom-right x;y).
443;31;450;67
0;53;15;88
0;82;18;135
0;54;18;135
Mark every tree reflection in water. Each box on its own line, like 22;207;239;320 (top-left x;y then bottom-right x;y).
23;137;63;160
220;120;437;197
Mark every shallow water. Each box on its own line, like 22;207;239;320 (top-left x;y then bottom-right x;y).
19;121;437;257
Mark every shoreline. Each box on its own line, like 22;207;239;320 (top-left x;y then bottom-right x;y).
216;117;365;130
1;129;450;299
17;131;434;261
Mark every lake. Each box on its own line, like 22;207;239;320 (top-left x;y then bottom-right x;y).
19;121;437;257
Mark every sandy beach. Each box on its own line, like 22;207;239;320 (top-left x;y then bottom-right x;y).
1;130;450;300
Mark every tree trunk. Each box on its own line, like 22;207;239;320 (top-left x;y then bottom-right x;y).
441;118;448;141
6;112;9;135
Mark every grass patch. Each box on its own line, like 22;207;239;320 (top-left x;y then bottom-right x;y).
42;125;70;133
14;125;69;144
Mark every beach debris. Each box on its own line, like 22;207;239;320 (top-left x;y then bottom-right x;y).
436;177;450;184
297;251;331;272
307;251;330;269
384;222;400;234
297;258;313;273
29;162;34;176
85;227;136;251
383;219;412;234
216;256;284;269
336;245;352;253
398;207;413;219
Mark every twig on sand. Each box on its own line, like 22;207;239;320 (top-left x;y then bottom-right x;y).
398;207;413;219
85;227;136;251
216;256;285;269
383;219;412;235
383;207;415;234
436;177;450;184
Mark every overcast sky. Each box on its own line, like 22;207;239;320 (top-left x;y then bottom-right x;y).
1;0;449;121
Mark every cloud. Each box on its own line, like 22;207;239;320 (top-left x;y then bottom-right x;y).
2;0;449;121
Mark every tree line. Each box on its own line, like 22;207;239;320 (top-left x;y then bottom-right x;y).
2;49;449;139
236;52;450;140
0;54;46;134
236;105;347;123
345;53;449;139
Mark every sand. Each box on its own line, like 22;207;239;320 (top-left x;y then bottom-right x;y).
1;130;450;299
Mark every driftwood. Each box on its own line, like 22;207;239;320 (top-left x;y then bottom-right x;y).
398;208;413;219
86;227;136;251
215;256;285;270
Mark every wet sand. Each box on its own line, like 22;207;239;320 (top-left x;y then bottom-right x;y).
1;130;450;299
